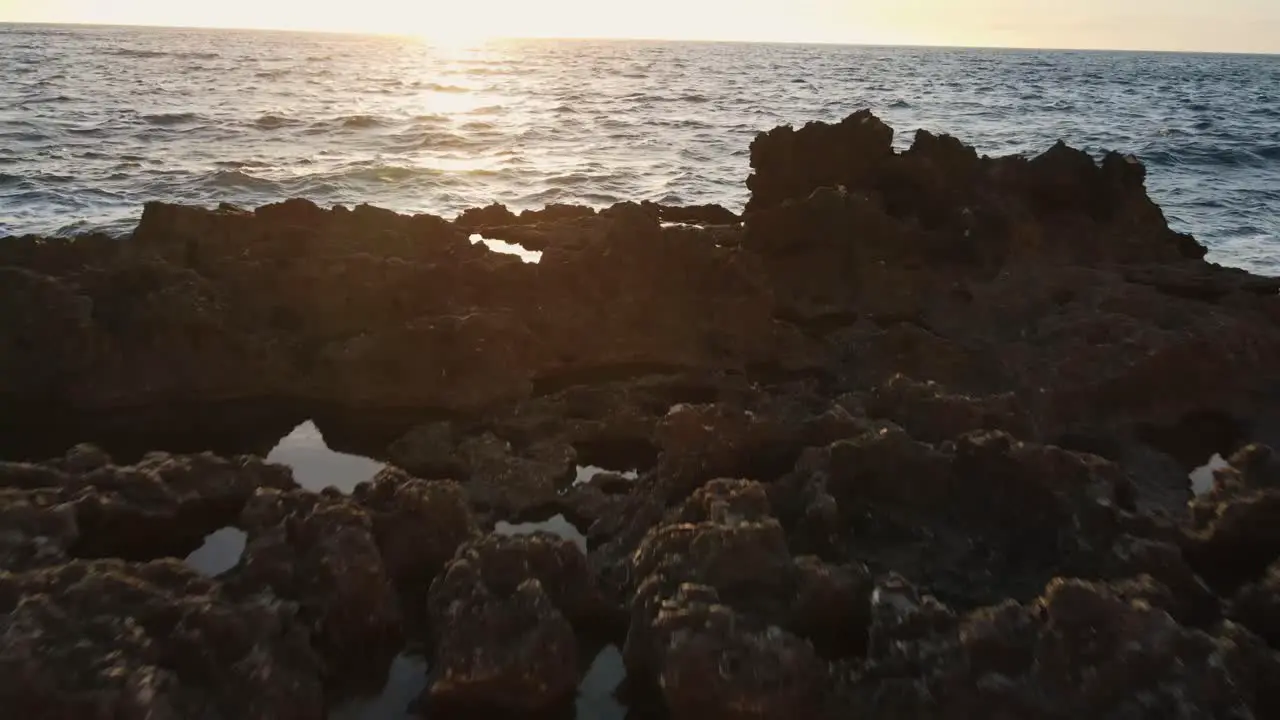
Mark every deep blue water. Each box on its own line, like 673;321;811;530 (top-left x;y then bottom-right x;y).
1;24;1277;272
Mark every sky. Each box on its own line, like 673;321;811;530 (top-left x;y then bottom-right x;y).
2;0;1279;54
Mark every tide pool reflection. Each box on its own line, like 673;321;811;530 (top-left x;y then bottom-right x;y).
267;421;385;493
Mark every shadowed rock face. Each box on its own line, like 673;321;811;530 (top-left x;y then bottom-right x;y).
0;559;325;720
4;110;1280;719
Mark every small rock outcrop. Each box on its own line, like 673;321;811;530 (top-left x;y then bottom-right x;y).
0;447;296;567
230;489;403;701
0;560;324;720
424;533;607;713
842;575;1280;719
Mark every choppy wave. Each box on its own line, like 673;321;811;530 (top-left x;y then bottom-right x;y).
142;112;202;126
339;114;387;129
2;25;1278;274
252;114;297;130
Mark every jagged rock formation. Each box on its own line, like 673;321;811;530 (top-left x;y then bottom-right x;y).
4;110;1280;718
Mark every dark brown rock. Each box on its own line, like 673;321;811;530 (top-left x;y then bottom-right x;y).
845;575;1280;719
0;448;296;562
351;468;478;587
653;398;863;502
625;480;871;677
865;373;1036;443
0;559;324;720
424;533;607;713
229;489;403;700
427;576;578;713
640;200;741;226
457;433;575;516
0;488;78;571
772;425;1133;608
1232;560;1280;649
638;584;829;720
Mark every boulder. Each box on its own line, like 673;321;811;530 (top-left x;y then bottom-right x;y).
638;584;829;720
1232;560;1280;649
844;576;1280;719
229;489;403;700
424;533;606;713
0;559;324;719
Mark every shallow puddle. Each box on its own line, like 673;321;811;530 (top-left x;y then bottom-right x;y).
328;653;429;720
576;645;626;720
494;513;588;553
469;233;542;263
267;421;385;493
573;464;640;486
184;526;247;576
1190;453;1231;497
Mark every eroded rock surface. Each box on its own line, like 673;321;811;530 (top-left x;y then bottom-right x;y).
0;560;324;720
425;532;607;713
229;489;403;701
0;446;296;569
840;575;1280;719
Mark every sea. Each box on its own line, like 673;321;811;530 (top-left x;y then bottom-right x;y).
1;23;1278;273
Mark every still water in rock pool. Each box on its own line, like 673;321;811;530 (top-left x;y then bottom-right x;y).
266;420;385;493
330;654;429;720
186;421;623;718
183;527;247;576
1190;453;1231;497
574;465;640;486
470;233;542;263
576;645;627;720
494;513;588;553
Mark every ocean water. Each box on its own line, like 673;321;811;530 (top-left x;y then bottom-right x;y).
1;24;1278;273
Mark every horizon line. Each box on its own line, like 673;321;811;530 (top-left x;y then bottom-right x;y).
3;19;1279;57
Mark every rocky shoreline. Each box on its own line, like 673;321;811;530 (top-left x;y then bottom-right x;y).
3;110;1280;718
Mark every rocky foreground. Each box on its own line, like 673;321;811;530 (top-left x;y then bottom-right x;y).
4;110;1280;719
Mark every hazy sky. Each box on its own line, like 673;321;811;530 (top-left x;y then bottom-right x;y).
3;0;1279;53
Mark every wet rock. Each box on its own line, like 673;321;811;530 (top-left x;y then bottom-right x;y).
653;399;863;502
640;584;829;720
746;109;895;213
0;559;324;719
351;468;478;586
351;468;479;633
454;202;518;228
0;448;296;562
386;421;463;479
389;423;582;518
626;480;871;676
1232;560;1280;649
1111;442;1191;516
1200;443;1280;501
772;426;1132;608
458;433;575;516
425;533;607;713
640;200;741;226
0;488;78;571
847;575;1280;719
865;373;1035;443
427;576;578;713
230;489;403;700
4;193;795;417
0;267;96;401
1186;487;1280;593
1103;534;1220;626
